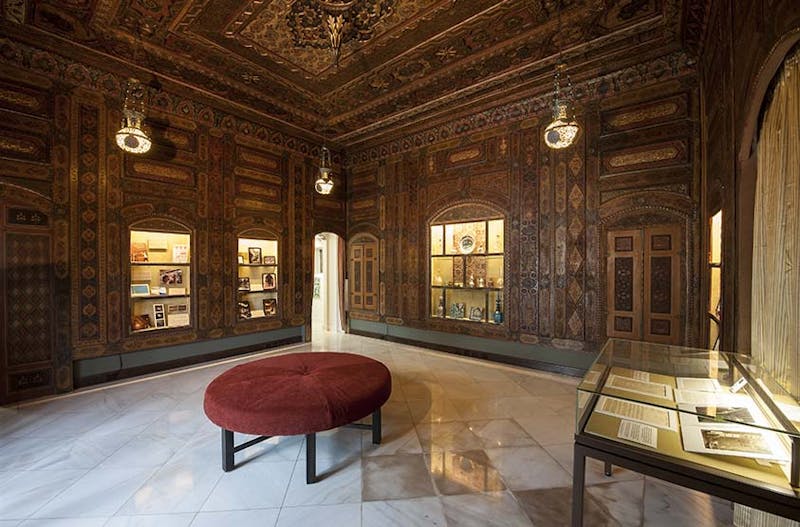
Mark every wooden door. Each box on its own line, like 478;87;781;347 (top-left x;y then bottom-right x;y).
349;239;378;313
606;230;642;340
0;205;57;403
606;226;682;345
643;226;681;344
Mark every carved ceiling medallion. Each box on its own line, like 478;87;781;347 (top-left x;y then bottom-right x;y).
287;0;396;55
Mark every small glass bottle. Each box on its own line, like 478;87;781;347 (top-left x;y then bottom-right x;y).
493;296;504;324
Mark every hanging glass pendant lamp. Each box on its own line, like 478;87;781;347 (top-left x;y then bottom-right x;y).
544;64;579;149
115;78;152;154
315;146;334;195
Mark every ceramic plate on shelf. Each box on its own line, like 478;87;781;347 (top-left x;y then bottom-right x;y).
458;234;475;254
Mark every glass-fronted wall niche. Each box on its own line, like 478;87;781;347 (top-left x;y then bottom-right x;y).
129;227;191;333
430;216;505;323
237;237;278;320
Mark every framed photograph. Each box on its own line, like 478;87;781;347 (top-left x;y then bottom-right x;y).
450;302;466;319
159;268;183;285
131;313;151;331
130;242;149;262
262;272;277;291
237;277;251;291
263;298;277;316
248;247;262;264
263;255;276;265
153;303;164;315
167;304;188;314
238;255;245;265
469;306;484;321
237;300;252;319
130;283;151;297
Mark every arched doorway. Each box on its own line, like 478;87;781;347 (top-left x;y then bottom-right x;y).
311;232;344;340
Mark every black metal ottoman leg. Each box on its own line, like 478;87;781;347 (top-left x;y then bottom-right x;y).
306;433;316;484
372;408;382;445
222;429;234;472
604;461;613;477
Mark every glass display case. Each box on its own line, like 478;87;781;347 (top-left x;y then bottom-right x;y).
236;237;278;320
572;339;800;525
129;228;191;333
429;218;504;324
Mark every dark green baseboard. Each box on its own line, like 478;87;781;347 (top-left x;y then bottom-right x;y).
349;319;596;377
74;326;305;387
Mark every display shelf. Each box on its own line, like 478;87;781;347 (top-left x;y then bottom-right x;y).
237;236;279;321
572;339;800;526
129;228;192;333
130;294;191;300
130;262;190;266
429;218;505;324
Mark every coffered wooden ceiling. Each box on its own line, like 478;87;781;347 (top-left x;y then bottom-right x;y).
14;0;707;145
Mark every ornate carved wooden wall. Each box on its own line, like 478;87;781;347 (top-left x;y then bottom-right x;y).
0;37;343;401
346;62;701;351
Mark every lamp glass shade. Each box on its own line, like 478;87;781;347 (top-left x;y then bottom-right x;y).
115;126;152;154
544;101;579;149
315;176;334;195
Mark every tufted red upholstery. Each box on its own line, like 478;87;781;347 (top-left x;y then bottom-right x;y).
203;352;392;437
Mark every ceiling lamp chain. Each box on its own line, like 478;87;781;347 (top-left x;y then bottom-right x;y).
544;1;579;150
115;78;152;154
315;146;334;195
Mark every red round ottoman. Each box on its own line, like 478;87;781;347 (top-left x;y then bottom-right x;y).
203;352;391;483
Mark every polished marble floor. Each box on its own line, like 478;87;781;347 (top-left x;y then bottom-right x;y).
0;334;735;526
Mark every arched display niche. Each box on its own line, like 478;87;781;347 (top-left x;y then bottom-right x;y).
126;216;194;338
234;227;282;331
428;201;507;326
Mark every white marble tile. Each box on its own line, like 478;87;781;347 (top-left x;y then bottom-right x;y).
515;413;576;447
362;497;446;527
0;437;73;471
19;518;108;527
361;421;421;457
190;509;280;527
104;514;195;527
441;491;533;527
485;446;572;491
27;432;132;471
283;456;361;506
0;469;88;520
200;461;295;511
586;479;644;526
643;478;733;526
24;409;120;439
406;398;462;423
276;504;360;527
467;419;536;449
32;467;156;519
116;459;222;515
542;443;643;486
297;428;362;463
99;432;185;469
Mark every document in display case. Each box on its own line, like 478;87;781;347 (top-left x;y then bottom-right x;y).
571;339;800;526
